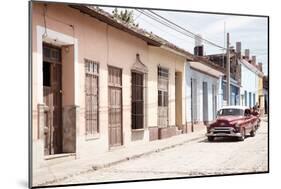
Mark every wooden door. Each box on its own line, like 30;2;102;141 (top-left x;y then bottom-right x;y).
175;72;182;127
52;64;62;154
158;67;169;127
158;91;168;127
108;67;123;147
43;44;62;155
202;81;208;124
212;84;217;120
43;86;53;155
191;78;198;123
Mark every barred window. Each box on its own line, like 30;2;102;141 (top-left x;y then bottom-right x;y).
131;72;144;130
158;67;169;127
158;67;169;107
85;58;99;74
43;43;61;63
158;67;169;77
85;59;99;135
158;91;168;107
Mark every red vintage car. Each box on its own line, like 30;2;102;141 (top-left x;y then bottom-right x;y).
206;106;260;142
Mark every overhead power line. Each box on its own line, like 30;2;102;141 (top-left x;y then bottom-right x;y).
148;10;225;49
136;9;226;50
137;14;195;45
135;9;195;39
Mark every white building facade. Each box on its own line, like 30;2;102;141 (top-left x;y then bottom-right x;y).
185;60;224;131
240;59;260;107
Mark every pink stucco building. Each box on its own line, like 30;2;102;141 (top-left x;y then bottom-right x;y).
31;2;195;171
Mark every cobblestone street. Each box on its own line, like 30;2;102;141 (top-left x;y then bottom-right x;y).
53;119;268;185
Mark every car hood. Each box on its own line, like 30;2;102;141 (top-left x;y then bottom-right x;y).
215;116;244;125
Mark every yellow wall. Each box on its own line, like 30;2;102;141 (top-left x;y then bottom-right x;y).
258;76;263;96
147;47;186;127
258;75;265;109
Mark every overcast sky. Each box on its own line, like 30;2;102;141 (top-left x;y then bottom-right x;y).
102;7;268;74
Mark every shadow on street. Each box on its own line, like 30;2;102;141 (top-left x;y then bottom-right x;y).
198;137;243;143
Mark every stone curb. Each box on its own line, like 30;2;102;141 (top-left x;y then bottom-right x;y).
37;134;205;186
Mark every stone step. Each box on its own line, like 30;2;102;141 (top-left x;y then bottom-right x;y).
43;153;76;167
176;129;182;135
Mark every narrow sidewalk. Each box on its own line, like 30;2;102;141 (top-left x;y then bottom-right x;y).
33;129;206;186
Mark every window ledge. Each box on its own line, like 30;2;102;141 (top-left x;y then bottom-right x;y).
85;133;100;141
132;128;145;132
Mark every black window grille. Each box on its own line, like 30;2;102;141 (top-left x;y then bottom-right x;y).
85;59;99;135
131;72;144;130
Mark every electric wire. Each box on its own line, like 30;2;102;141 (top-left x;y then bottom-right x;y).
148;10;225;49
136;13;195;45
136;9;195;39
137;9;225;50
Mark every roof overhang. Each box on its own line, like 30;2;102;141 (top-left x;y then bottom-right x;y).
69;5;195;60
160;45;194;61
69;5;162;46
189;61;224;78
239;59;264;77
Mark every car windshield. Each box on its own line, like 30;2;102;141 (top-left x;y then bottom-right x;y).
218;108;244;116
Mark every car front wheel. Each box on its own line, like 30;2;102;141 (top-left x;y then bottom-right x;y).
250;128;256;137
207;136;214;142
238;129;245;141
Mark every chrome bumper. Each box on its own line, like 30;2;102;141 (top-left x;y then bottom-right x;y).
206;127;242;137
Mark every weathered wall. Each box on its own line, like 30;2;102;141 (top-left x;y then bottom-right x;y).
32;2;187;163
32;3;150;159
147;47;186;128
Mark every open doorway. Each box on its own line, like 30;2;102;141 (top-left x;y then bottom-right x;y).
43;44;62;155
175;72;182;129
202;81;208;124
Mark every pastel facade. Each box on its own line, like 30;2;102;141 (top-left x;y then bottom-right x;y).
239;59;262;108
258;73;265;115
31;3;267;182
185;60;224;131
263;76;269;114
32;2;191;170
221;79;241;106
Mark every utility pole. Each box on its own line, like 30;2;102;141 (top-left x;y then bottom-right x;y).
190;78;194;132
226;33;230;105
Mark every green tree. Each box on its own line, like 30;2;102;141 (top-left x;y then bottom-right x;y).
112;8;139;27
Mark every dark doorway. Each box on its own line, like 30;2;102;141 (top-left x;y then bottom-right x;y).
202;81;208;124
43;44;62;155
191;78;198;123
175;72;183;128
